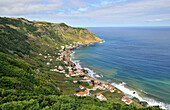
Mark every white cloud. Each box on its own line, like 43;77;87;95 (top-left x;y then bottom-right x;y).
1;0;170;26
146;18;170;22
147;19;164;22
53;0;170;26
0;0;64;15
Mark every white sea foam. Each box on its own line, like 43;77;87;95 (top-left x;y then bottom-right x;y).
70;51;102;78
100;39;105;43
83;67;96;78
72;60;83;69
95;74;101;78
69;51;75;59
111;82;170;110
69;43;169;109
72;60;102;78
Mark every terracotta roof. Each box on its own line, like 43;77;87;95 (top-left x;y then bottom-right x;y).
85;90;89;94
126;100;131;103
107;86;111;89
88;81;92;83
79;85;84;89
110;89;114;91
122;98;126;101
77;91;85;95
95;84;99;87
97;93;101;96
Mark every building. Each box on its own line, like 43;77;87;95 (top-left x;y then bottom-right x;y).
58;66;63;70
73;81;78;83
106;86;112;89
61;46;65;49
84;76;88;79
110;89;115;93
99;86;105;90
121;98;126;102
65;74;70;77
88;81;93;86
84;89;90;95
125;100;132;105
95;84;101;89
79;85;85;89
74;91;86;97
93;79;98;83
86;78;91;82
96;93;107;101
93;87;97;91
50;69;59;72
71;74;77;77
59;70;65;73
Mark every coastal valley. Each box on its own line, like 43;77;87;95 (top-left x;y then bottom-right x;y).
0;17;162;110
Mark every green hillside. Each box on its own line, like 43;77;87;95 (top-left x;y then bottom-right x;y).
0;17;161;110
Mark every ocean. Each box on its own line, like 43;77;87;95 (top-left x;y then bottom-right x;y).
71;27;170;109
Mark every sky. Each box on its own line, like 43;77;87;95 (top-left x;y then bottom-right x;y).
0;0;170;27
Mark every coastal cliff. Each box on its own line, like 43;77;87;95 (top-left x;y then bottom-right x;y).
0;17;102;57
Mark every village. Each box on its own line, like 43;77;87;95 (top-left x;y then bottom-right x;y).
39;42;138;107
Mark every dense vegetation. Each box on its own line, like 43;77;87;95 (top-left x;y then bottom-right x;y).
0;17;162;110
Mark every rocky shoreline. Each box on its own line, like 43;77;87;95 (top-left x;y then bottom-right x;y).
64;41;148;107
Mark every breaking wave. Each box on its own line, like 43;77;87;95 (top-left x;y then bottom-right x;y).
111;82;170;110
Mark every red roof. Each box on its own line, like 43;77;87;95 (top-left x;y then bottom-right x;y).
85;90;89;94
107;86;111;89
122;98;126;101
95;84;99;87
79;85;84;89
110;89;114;91
94;79;97;82
97;93;101;96
77;91;85;95
126;100;131;103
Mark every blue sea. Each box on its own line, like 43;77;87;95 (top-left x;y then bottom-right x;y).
72;27;170;109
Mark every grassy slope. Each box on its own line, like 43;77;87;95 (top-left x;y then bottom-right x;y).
0;17;161;110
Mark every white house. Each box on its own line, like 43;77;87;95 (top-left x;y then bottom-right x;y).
125;100;132;105
65;74;70;78
61;46;65;49
58;66;63;70
71;74;77;77
121;98;126;102
50;69;59;72
46;62;50;65
74;91;86;97
96;93;107;101
110;89;115;93
79;85;85;90
73;81;78;83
